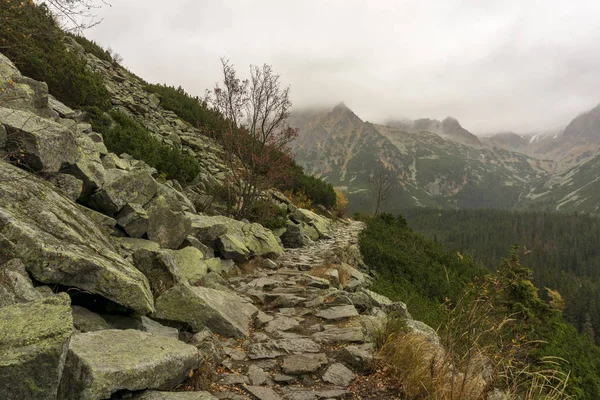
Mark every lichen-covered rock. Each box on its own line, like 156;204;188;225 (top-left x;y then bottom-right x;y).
116;202;149;238
47;172;84;202
290;208;331;239
146;195;192;249
0;293;73;400
89;168;158;216
153;284;258;337
171;246;208;285
132;249;185;296
0;107;78;172
0;53;52;115
281;221;316;248
189;214;283;261
0;161;154;314
0;258;41;307
62;135;106;201
58;329;199;400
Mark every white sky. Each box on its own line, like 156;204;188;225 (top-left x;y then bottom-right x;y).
85;0;600;134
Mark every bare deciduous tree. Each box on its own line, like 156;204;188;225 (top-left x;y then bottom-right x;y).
207;58;297;218
368;165;394;215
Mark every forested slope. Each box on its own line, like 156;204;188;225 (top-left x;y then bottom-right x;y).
402;208;600;346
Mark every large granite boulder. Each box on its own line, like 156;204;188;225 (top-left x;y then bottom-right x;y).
0;52;52;115
116;202;149;238
58;329;199;400
0;293;73;400
0;258;42;307
290;207;331;239
189;214;283;261
132;249;186;297
0;107;78;172
0;161;154;314
280;220;317;248
88;168;158;216
145;195;192;249
61;135;107;201
153;284;258;338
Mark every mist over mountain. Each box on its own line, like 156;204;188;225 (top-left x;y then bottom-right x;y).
291;100;600;215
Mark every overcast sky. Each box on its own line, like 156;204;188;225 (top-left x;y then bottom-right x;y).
85;0;600;134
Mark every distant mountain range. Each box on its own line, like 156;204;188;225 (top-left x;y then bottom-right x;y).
290;102;600;215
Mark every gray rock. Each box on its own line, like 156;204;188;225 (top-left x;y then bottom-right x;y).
116;202;149;238
180;235;215;258
262;259;278;269
273;374;296;384
336;344;373;369
189;214;283;261
0;294;73;400
322;363;355;387
264;316;300;334
62;135;106;201
146;195;192;249
153;284;258;337
218;373;249;385
199;271;230;291
89;169;158;216
47;173;83;202
312;325;365;344
0;258;41;307
133;249;185;297
0;53;51;114
116;237;161;253
254;311;274;329
71;305;112;332
140;316;179;339
171;246;208;285
244;386;282;400
59;329;199;400
0;107;78;172
0;162;154;314
247;338;321;359
158;183;196;213
315;305;359;321
132;391;218;399
281;353;328;375
280;221;312;248
247;364;269;386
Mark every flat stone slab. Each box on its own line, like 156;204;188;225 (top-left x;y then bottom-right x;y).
264;316;301;334
247;338;321;359
312;325;364;344
281;353;328;375
58;329;199;399
244;385;282;400
322;363;355;387
315;305;358;320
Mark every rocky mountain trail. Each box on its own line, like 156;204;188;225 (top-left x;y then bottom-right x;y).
204;221;409;400
0;49;372;399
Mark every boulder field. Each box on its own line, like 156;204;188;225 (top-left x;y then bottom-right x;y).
0;48;441;399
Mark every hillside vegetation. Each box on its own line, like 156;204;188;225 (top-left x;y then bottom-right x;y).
360;213;600;399
402;208;600;347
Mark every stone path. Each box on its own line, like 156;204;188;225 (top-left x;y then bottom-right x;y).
206;220;401;400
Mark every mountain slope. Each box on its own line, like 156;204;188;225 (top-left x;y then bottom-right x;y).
291;104;551;213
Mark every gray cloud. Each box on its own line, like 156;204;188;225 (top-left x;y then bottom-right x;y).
86;0;600;134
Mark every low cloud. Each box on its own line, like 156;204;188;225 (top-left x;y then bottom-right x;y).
87;0;600;134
